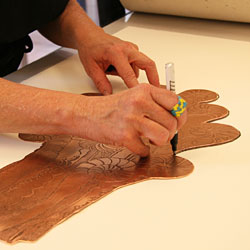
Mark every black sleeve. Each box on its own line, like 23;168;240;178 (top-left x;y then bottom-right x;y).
0;0;69;44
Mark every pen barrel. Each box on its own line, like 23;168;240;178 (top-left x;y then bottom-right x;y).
165;62;178;153
165;62;175;92
170;133;178;153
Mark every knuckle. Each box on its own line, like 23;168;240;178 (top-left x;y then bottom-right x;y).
132;43;139;50
109;43;123;54
127;41;139;51
145;59;156;68
103;45;121;60
128;84;152;108
108;41;138;56
130;93;145;108
119;130;134;144
138;83;151;93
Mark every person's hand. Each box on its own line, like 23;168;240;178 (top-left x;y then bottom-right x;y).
71;84;187;156
77;31;160;95
39;0;159;94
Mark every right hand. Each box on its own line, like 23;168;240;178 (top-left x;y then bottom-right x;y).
77;30;160;95
72;84;187;157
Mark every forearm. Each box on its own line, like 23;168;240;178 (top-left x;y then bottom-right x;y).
38;0;104;49
0;78;84;135
0;78;187;156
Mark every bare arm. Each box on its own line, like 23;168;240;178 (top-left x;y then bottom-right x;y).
0;78;80;135
38;0;103;49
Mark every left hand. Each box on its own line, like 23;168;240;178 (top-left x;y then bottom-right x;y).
77;31;160;95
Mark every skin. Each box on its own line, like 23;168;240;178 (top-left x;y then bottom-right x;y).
0;0;187;157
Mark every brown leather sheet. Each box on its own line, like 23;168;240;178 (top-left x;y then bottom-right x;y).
0;89;240;244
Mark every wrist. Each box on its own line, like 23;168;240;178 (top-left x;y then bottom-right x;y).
64;93;104;140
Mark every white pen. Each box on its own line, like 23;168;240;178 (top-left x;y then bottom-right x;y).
165;62;178;154
165;62;175;92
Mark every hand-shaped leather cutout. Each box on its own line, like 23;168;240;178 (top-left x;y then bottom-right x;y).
0;89;240;244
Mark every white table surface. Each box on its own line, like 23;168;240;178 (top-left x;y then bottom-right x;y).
1;13;250;250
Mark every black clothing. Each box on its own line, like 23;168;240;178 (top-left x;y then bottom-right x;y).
97;0;125;27
0;0;69;76
0;35;33;76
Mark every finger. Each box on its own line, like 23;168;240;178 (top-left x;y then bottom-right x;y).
148;86;187;132
176;109;188;130
150;86;179;111
123;133;150;157
132;87;178;138
106;63;140;79
131;62;139;78
87;62;113;95
142;100;178;141
134;117;171;146
129;52;160;87
112;55;139;88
